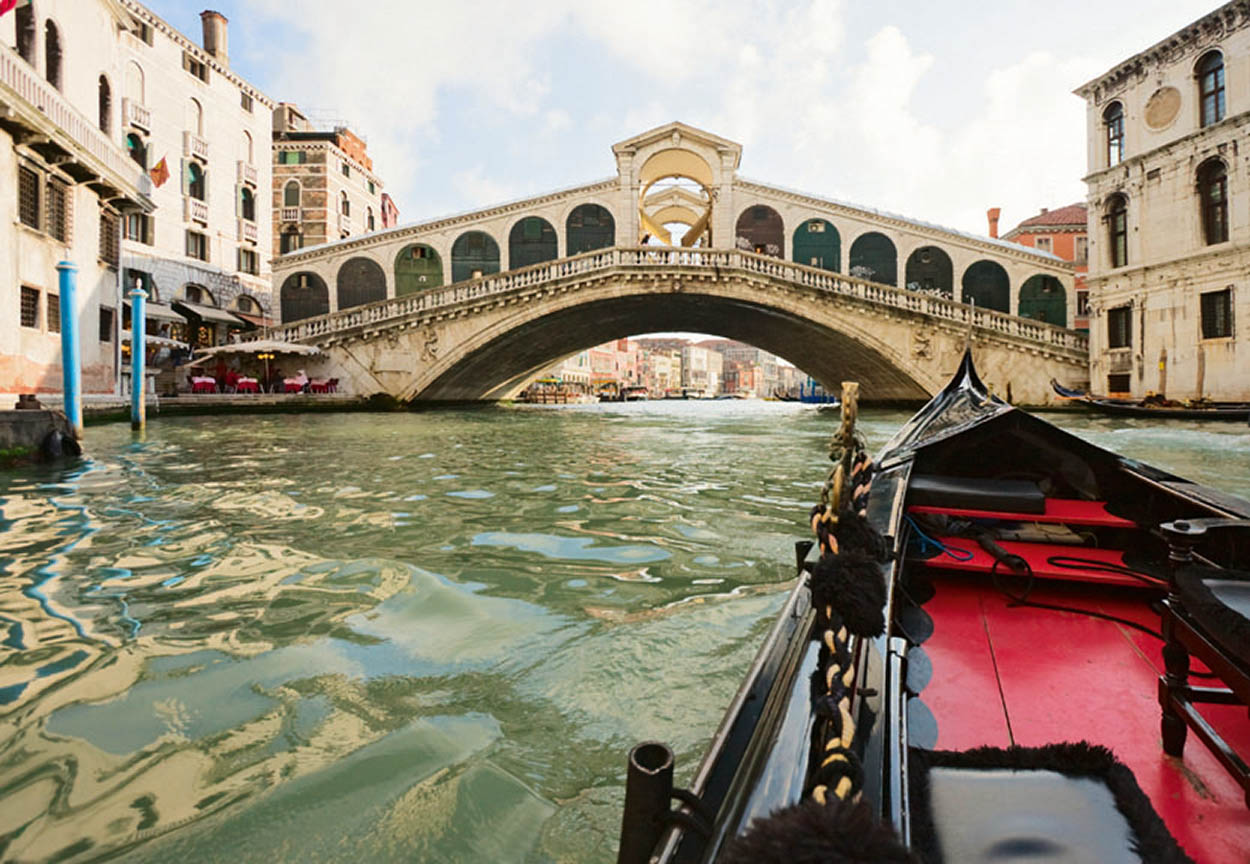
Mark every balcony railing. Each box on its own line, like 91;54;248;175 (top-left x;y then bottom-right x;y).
237;160;258;186
0;41;149;197
280;207;301;223
183;131;209;162
184;196;209;224
237;219;258;244
339;213;352;234
122;97;152;133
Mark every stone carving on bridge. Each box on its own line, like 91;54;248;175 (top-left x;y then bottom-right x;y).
913;328;934;360
420;325;440;362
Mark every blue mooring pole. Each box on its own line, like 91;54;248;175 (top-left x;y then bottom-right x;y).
56;261;82;437
130;286;147;431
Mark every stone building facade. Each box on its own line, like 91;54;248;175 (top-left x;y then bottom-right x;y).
273;103;387;260
1001;204;1089;331
1;0;153;396
1077;1;1250;399
117;3;276;343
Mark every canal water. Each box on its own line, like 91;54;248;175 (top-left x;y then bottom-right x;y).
0;402;1247;863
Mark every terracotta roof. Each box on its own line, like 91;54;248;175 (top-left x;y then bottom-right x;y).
1006;203;1087;234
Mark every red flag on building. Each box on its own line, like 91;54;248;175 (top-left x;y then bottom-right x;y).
0;0;21;17
149;157;170;188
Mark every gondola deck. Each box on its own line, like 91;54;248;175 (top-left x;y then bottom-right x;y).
917;572;1250;863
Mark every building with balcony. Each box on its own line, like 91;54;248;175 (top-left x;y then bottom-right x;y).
1076;1;1250;399
1000;204;1089;332
1;0;155;396
117;4;276;347
273;103;389;259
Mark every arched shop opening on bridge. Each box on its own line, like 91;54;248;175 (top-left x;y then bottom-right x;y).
452;231;501;283
281;272;330;322
637;146;714;247
849;232;897;286
509;217;558;269
337;258;386;310
567;204;614;254
962;260;1010;312
792;219;840;272
395;244;444;295
1018;274;1066;324
905;246;953;296
735;205;783;257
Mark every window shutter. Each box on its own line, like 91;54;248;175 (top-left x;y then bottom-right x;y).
180;158;189;196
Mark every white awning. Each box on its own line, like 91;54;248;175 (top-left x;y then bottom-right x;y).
174;301;247;326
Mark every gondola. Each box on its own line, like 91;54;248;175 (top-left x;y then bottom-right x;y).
617;351;1250;864
1050;379;1250;421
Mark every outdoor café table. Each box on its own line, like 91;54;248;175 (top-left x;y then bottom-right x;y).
191;376;217;394
236;378;260;394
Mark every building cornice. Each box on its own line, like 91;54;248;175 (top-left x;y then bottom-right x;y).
121;1;276;110
1085;239;1250;285
1082;109;1250;186
275;178;619;266
272;139;384;187
1074;1;1250;104
737;179;1073;271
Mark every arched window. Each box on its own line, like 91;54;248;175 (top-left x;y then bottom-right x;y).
337;258;386;309
1107;195;1128;268
240;187;255;222
183;284;214;306
566;204;615;254
126;133;147;169
233;294;260;314
848;232;898;285
1197;51;1225;128
1197;159;1228;245
15;4;35;64
280;273;329;322
340;191;350;216
1103;102;1124;167
367;207;375;231
187;162;206;200
280;227;303;254
1019;275;1067;325
242;130;253;164
97;76;112;133
45;20;62;90
187;98;203;136
904;246;953;296
792;219;840;272
961;261;1010;312
126;60;145;104
283;180;301;208
508;216;557;269
451;231;500;282
735;205;784;257
395;244;444;295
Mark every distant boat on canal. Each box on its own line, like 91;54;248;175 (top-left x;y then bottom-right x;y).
1051;379;1250;421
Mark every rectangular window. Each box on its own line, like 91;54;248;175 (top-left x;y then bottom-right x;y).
20;286;40;329
241;92;253;112
99;307;115;343
135;22;154;45
1200;288;1233;339
1107;373;1131;394
1107;305;1132;348
46;293;60;332
183;52;209;83
341;163;351;178
238;247;259;275
281;150;307;165
1034;237;1052;253
185;230;208;261
1110;206;1128;268
1077;291;1090;317
1074;236;1088;265
124;212;153;245
99;209;119;267
45;177;70;242
18;165;40;229
368;180;376;195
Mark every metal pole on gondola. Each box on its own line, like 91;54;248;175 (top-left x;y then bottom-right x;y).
617;742;675;864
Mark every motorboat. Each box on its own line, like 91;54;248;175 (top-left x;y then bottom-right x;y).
617;351;1250;863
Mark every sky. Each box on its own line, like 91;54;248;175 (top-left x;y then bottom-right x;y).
147;0;1218;238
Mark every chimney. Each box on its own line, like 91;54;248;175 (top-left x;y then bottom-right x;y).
200;10;228;66
987;207;1001;239
1040;207;1049;214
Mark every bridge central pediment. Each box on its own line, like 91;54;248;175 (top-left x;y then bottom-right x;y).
611;121;742;170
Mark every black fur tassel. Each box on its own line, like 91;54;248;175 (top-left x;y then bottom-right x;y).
811;547;887;637
722;797;919;864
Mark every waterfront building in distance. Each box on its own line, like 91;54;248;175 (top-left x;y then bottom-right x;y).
0;2;276;399
1077;1;1249;400
998;204;1089;332
1;0;152;396
118;4;275;351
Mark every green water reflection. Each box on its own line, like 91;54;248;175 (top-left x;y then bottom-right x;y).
0;403;1247;862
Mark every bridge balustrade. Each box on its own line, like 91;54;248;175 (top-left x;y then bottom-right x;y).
262;246;1088;354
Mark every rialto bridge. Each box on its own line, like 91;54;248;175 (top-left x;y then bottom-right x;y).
268;122;1088;404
